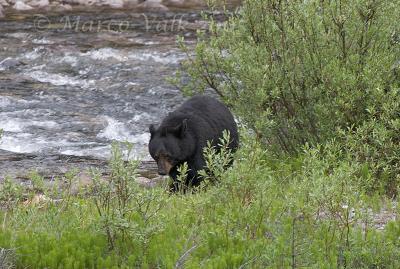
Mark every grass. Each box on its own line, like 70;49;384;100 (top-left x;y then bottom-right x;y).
0;138;399;268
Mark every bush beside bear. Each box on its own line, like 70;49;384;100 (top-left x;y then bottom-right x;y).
148;95;239;191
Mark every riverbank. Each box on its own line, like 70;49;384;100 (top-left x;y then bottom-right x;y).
0;148;158;178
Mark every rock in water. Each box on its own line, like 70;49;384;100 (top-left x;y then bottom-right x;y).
163;0;205;7
50;3;72;11
0;58;23;70
124;0;139;8
106;0;124;8
13;1;34;10
137;0;169;11
28;0;49;8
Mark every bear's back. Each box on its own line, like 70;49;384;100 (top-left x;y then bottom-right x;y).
176;95;238;150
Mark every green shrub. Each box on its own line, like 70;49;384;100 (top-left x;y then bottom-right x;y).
90;142;167;257
179;0;400;152
339;88;400;195
0;177;23;210
178;0;400;193
199;130;235;187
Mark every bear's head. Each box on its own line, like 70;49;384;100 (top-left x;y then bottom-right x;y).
148;119;195;176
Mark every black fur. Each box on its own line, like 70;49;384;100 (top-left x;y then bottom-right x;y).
148;95;239;191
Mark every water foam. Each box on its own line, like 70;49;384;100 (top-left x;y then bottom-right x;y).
81;47;185;65
0;120;24;132
128;51;185;64
23;48;42;60
28;70;93;88
32;38;54;45
61;54;79;67
0;134;38;153
0;96;13;107
0;96;39;108
0;133;54;153
82;48;128;61
97;116;150;143
0;118;58;132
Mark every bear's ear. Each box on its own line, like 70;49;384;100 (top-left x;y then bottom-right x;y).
172;119;188;138
149;124;156;137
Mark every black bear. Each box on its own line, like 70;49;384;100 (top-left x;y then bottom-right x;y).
148;95;239;191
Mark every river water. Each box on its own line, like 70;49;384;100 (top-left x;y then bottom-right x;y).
0;10;211;176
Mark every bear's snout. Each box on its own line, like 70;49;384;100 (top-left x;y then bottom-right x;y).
157;157;173;176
